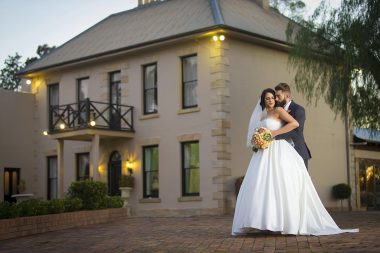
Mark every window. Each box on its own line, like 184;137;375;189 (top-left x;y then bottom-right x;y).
181;141;200;196
77;77;89;125
109;71;121;129
76;153;89;181
47;156;58;200
143;145;159;198
181;55;197;108
143;63;158;114
48;83;59;130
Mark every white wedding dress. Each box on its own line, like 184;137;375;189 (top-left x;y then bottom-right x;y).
232;117;358;236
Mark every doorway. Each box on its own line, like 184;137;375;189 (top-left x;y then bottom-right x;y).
359;159;380;210
108;151;121;196
4;168;20;203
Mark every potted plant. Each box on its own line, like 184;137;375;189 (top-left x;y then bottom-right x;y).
332;183;352;211
119;171;134;207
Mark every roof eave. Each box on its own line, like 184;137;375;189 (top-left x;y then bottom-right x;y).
18;24;290;77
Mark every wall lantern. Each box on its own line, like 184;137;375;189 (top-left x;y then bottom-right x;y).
126;160;133;175
212;34;226;42
43;130;48;136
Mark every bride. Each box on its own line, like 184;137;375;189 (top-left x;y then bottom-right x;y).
232;88;358;236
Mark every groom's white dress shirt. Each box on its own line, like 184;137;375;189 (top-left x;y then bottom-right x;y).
284;100;292;111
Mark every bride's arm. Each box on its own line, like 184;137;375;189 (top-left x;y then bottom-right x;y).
271;107;299;138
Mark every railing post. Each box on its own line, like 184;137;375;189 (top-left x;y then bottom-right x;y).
86;98;90;125
49;105;53;131
131;107;134;131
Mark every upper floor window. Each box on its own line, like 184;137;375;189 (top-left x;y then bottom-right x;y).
181;55;198;109
109;71;121;129
143;63;158;114
143;145;159;198
109;71;121;105
48;83;59;130
76;153;89;181
181;141;200;196
77;77;89;102
48;83;59;108
77;77;89;125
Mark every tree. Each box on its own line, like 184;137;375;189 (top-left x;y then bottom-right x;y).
0;53;23;91
0;44;56;91
25;44;56;66
287;0;380;130
270;0;306;21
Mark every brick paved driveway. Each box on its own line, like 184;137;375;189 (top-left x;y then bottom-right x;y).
0;211;379;253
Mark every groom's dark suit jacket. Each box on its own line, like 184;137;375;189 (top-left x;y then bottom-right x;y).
276;101;312;161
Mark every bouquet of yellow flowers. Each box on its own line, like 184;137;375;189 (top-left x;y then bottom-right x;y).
251;127;273;152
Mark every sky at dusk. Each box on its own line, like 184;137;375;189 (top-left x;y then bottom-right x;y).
0;0;340;68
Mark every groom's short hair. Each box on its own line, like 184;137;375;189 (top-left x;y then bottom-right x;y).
275;83;291;94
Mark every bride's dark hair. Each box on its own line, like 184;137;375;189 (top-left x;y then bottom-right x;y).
260;88;277;110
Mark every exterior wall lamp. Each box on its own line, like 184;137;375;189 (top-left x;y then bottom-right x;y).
126;160;133;175
212;34;226;41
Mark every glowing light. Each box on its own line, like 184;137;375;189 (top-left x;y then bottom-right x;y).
26;79;32;85
59;123;66;130
219;35;225;41
212;35;218;41
43;130;48;136
90;120;96;126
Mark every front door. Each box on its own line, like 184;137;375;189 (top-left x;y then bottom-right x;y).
108;151;121;196
4;168;20;203
359;159;380;210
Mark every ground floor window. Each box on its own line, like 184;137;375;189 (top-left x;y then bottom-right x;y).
76;153;89;181
47;156;58;199
181;141;200;196
143;145;159;198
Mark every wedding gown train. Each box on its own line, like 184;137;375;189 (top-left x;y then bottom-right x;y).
232;118;358;236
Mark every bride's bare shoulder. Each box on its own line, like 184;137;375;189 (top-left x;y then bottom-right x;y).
275;107;286;113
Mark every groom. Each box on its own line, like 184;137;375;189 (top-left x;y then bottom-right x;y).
274;83;312;169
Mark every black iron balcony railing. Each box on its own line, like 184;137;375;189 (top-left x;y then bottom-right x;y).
49;99;134;133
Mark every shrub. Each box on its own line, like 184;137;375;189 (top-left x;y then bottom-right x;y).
17;199;48;217
332;183;352;199
0;202;19;219
332;183;352;210
67;180;108;210
46;199;65;214
99;196;124;209
63;198;83;212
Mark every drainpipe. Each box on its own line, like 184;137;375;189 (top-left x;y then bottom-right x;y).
344;109;352;211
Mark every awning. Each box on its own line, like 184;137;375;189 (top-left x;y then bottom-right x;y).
353;128;380;144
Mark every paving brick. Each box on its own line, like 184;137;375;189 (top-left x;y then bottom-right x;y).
0;211;378;252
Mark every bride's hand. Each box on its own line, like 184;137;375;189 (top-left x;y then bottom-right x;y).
271;130;277;138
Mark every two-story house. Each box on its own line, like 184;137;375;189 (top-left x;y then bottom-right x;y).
2;0;374;215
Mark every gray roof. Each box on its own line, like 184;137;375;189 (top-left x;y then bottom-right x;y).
20;0;289;75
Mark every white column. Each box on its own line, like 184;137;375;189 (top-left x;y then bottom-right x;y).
90;134;100;181
57;139;65;198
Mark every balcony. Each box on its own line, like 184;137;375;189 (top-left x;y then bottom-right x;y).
48;99;134;141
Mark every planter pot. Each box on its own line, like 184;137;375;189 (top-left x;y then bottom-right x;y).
119;187;133;207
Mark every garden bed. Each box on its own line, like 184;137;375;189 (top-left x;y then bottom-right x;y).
0;208;128;240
